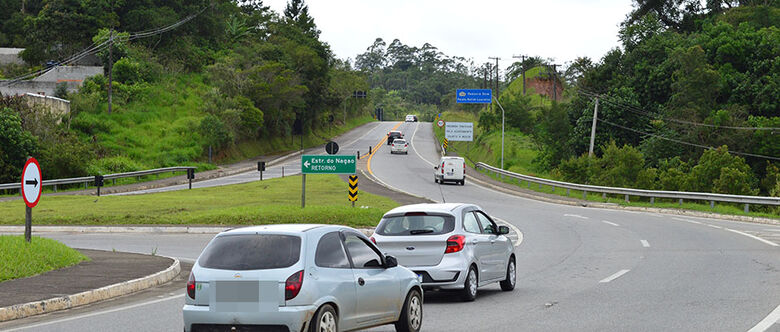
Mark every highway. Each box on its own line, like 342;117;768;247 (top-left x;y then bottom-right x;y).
1;121;778;332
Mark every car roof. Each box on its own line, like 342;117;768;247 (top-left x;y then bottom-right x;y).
382;203;475;217
220;224;327;235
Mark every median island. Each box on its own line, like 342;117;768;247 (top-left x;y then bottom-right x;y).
0;235;88;282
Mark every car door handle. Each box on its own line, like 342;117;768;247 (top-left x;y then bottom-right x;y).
490;239;496;244
471;239;479;245
358;277;365;286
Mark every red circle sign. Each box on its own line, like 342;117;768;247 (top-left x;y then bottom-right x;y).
437;120;445;128
21;157;42;208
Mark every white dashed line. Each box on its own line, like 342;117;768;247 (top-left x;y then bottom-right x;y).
673;217;702;224
564;214;589;219
748;304;780;332
601;220;620;227
599;269;630;283
724;228;779;247
640;240;650;248
706;224;723;229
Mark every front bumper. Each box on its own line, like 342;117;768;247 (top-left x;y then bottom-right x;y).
183;304;317;332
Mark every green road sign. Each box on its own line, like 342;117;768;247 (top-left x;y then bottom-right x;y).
301;155;356;174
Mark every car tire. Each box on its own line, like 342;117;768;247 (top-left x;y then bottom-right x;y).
394;289;423;332
500;256;516;291
460;179;465;186
434;177;438;184
461;266;478;302
309;304;338;332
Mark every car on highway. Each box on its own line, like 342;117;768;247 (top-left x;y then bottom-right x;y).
183;224;424;332
387;130;404;145
391;139;409;154
434;156;466;185
370;203;515;302
405;115;418;122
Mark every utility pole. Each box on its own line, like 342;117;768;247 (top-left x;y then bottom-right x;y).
489;57;501;97
551;64;558;101
512;54;526;95
589;96;599;156
107;0;115;115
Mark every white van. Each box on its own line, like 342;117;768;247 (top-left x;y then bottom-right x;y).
434;156;465;185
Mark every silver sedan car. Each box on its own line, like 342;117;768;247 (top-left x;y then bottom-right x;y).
371;203;515;301
183;224;423;332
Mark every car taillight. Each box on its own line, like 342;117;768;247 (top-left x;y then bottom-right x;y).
441;162;445;174
369;236;376;244
445;235;465;254
464;162;466;174
285;270;304;300
405;144;408;147
186;272;196;299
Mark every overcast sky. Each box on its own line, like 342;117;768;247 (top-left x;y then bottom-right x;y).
262;0;636;69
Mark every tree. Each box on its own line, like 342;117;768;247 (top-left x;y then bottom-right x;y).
0;108;38;183
284;0;318;38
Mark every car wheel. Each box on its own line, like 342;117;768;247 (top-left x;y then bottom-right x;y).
461;266;478;302
434;177;438;184
500;257;516;291
460;179;465;186
309;304;337;332
394;289;423;332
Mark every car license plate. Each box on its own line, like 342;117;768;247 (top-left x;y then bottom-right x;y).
447;172;454;176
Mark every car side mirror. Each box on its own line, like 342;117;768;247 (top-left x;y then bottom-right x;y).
434;166;439;170
384;255;398;268
498;226;510;235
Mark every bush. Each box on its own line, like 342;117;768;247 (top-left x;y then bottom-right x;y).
686;146;757;193
0;108;38;183
38;133;94;179
591;141;645;188
86;156;145;175
557;154;593;184
713;167;759;195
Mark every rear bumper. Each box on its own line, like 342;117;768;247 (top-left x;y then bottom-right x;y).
183;304;316;332
407;255;469;290
434;174;465;182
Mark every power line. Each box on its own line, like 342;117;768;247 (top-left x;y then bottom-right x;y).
578;89;779;131
1;4;211;87
590;116;780;161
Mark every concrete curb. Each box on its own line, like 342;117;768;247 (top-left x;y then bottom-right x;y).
467;168;780;226
0;254;181;322
0;226;376;235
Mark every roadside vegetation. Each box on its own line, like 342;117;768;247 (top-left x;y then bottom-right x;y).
0;235;89;282
0;174;398;227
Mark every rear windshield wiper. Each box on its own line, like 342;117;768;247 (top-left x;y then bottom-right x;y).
409;229;434;235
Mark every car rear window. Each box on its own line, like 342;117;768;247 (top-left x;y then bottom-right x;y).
199;234;301;270
375;214;455;236
393;139;406;144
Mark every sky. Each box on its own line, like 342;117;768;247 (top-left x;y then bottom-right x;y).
261;0;636;69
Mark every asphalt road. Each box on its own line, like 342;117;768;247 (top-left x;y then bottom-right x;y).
1;121;778;332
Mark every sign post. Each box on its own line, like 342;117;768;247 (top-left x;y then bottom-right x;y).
21;157;42;243
301;155;357;208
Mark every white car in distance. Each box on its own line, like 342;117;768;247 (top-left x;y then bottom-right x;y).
391;139;409;154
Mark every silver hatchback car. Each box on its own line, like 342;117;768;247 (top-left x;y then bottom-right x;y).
183;224;423;332
371;203;515;301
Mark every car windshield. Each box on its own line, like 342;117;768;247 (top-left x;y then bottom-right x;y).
376;214;455;236
198;234;301;270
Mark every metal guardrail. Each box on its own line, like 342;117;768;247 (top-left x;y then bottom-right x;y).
474;162;780;213
0;166;196;192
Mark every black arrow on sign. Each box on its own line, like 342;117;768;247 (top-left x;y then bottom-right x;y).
25;179;38;188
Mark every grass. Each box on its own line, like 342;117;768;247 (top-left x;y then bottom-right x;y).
0;174;399;227
0;235;89;282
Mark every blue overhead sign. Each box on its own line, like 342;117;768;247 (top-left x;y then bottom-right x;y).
456;89;492;104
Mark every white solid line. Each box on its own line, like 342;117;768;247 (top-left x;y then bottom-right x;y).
747;304;780;332
601;220;620;227
640;240;650;248
410;122;436;167
5;293;185;331
564;214;589;219
672;217;702;224
724;228;779;247
599;269;630;283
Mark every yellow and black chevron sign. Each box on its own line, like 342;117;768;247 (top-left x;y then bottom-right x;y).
348;175;358;202
442;138;449;149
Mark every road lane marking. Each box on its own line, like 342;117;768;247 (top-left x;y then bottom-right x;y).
410;122;436;167
706;224;723;229
599;269;630;283
748;304;780;332
672;217;702;224
4;294;185;331
723;228;779;247
361;121;402;160
640;240;650;248
564;214;589;219
601;220;620;227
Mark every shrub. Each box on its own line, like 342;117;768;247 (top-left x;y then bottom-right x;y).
0;108;38;183
686;146;757;193
86;156;145;175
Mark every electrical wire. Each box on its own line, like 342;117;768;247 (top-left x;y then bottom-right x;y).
589;116;780;161
577;88;780;131
0;4;212;87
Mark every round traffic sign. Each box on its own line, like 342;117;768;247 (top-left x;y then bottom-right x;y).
325;141;339;155
21;157;42;208
437;120;445;128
